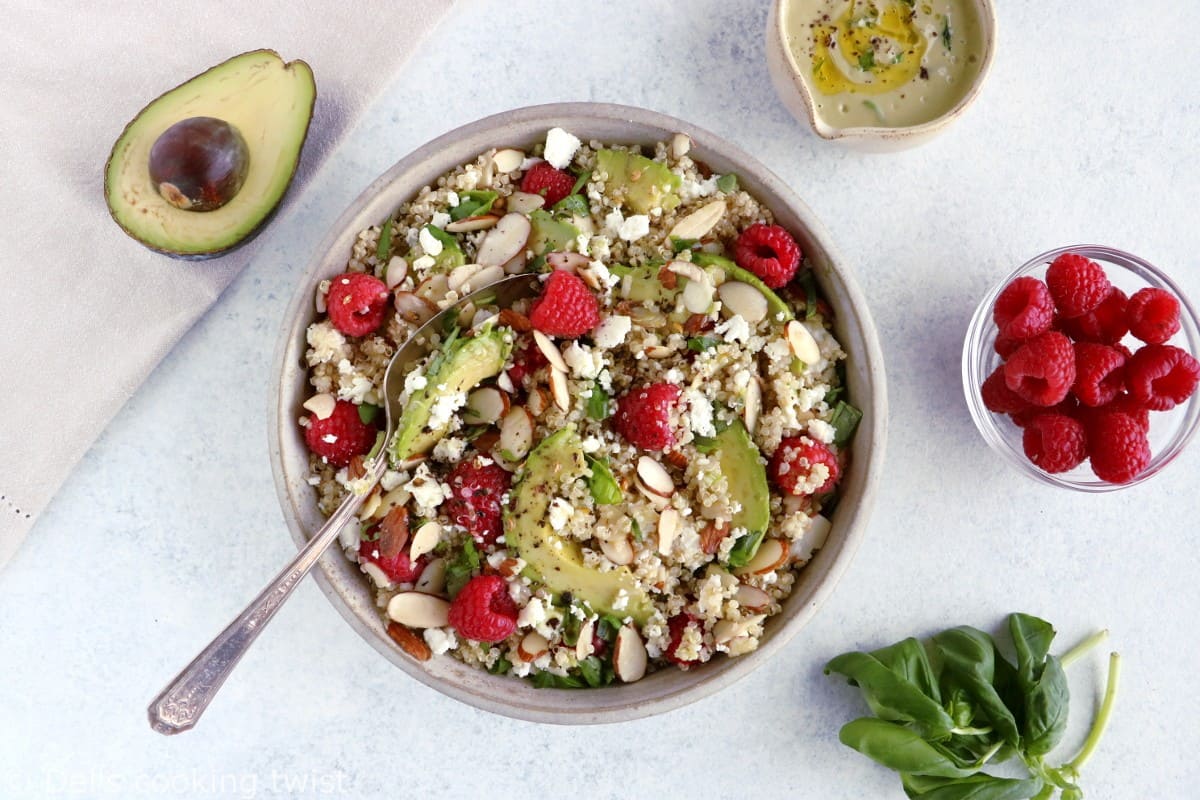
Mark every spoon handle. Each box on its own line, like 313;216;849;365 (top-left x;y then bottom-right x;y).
147;462;381;735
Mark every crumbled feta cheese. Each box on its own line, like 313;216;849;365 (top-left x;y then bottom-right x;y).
563;341;602;379
715;314;752;343
602;209;624;238
807;418;836;445
518;596;548;629
379;470;407;491
581;436;604;454
685;389;716;437
543;127;581;169
612;588;630;612
618;214;651;242
412;254;436;271
548;498;574;531
404;463;448;516
432;436;468;463
305;321;349;366
592;315;632;348
427;390;467;431
423;627;458;656
431;211;451;230
446;191;459;207
321;434;338;444
418;226;444;256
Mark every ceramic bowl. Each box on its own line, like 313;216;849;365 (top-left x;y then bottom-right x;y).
269;103;887;723
962;245;1200;491
765;0;997;151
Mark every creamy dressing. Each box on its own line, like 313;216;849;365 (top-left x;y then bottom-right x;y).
782;0;985;129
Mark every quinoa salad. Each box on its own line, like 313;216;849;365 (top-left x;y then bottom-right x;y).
298;127;863;686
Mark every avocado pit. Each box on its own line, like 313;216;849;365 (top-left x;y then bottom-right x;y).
148;116;249;211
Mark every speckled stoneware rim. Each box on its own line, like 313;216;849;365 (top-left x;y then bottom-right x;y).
268;102;888;724
766;0;997;150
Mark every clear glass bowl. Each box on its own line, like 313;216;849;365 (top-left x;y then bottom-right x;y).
962;244;1200;491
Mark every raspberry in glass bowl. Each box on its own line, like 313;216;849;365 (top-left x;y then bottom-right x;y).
962;245;1200;491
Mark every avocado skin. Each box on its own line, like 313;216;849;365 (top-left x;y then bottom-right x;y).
691;252;794;322
506;428;655;624
103;49;316;259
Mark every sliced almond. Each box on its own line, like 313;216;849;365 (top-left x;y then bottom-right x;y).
734;538;789;576
378;506;410;560
578;266;604;291
576;618;596;660
497;371;516;394
517;631;550;662
415;557;447;595
444;214;500;233
386;592;451;629
636;456;675;498
477;212;531;267
386;621;432;662
644;344;674;359
628;306;667;329
409;520;442;560
599;535;634;566
492;148;525;174
712;619;739;646
671;132;691;159
385;255;409;289
735;583;772;612
668;199;726;241
682;276;714;314
532;329;569;372
499;406;535;460
526;386;550;417
463;386;510;425
613;625;648;683
546;251;591;273
498;308;532;333
374;485;412;521
302;393;337;421
786;320;821;365
315;283;327;314
743;377;762;435
358;489;382;521
700;520;730;555
414;273;450;304
447;263;483;294
394;291;437;326
549;367;570;412
503;250;529;274
666;260;706;283
657;508;680;555
507;191;545;215
718;281;768;325
465;264;506;292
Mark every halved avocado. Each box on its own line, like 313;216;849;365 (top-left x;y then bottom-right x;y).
104;50;315;259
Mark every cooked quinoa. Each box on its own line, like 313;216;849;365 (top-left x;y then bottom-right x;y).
299;128;861;685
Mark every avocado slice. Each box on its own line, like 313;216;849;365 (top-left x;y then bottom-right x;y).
691;252;794;322
506;429;655;624
104;50;315;259
712;419;770;537
529;209;580;255
610;263;675;304
596;150;681;214
389;327;512;462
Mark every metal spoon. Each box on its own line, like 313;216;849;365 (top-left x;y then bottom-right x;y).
148;273;541;735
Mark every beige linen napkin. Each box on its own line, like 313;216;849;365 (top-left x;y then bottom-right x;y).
0;1;454;570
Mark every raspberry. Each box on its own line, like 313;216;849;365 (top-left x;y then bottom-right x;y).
982;365;1029;414
769;436;840;496
1072;342;1127;407
443;456;511;545
359;533;427;584
1076;395;1150;436
528;271;600;338
1058;287;1129;344
448;574;518;643
995;333;1023;359
1022;413;1087;473
1088;412;1151;484
519;162;576;207
326;272;391;337
664;613;702;666
1003;331;1076;406
993;277;1054;340
1126;287;1182;345
733;223;802;289
613;383;681;451
1011;396;1077;428
1045;253;1111;318
506;336;548;387
1125;344;1200;411
304;400;378;466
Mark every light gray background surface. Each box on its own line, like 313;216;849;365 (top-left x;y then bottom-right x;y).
2;1;1196;797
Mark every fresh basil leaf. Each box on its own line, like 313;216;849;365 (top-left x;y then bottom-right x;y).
826;652;957;739
357;403;380;425
599;614;625;638
560;612;582;647
671;236;698;254
838;718;978;779
797;270;819;319
450;189;497;221
424;224;458;250
900;773;1044;800
716;173;738;194
585;456;623;505
932;628;1021;747
687;335;722;353
445;538;480;599
1022;656;1069;756
1009;613;1056;686
552;193;589;217
725;529;765;569
630;517;643;542
376;216;394;261
578;655;608;688
829;401;863;446
587;382;611;420
568;170;591;197
487;656;512;675
530;671;586;689
870;638;941;703
859;49;876;70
